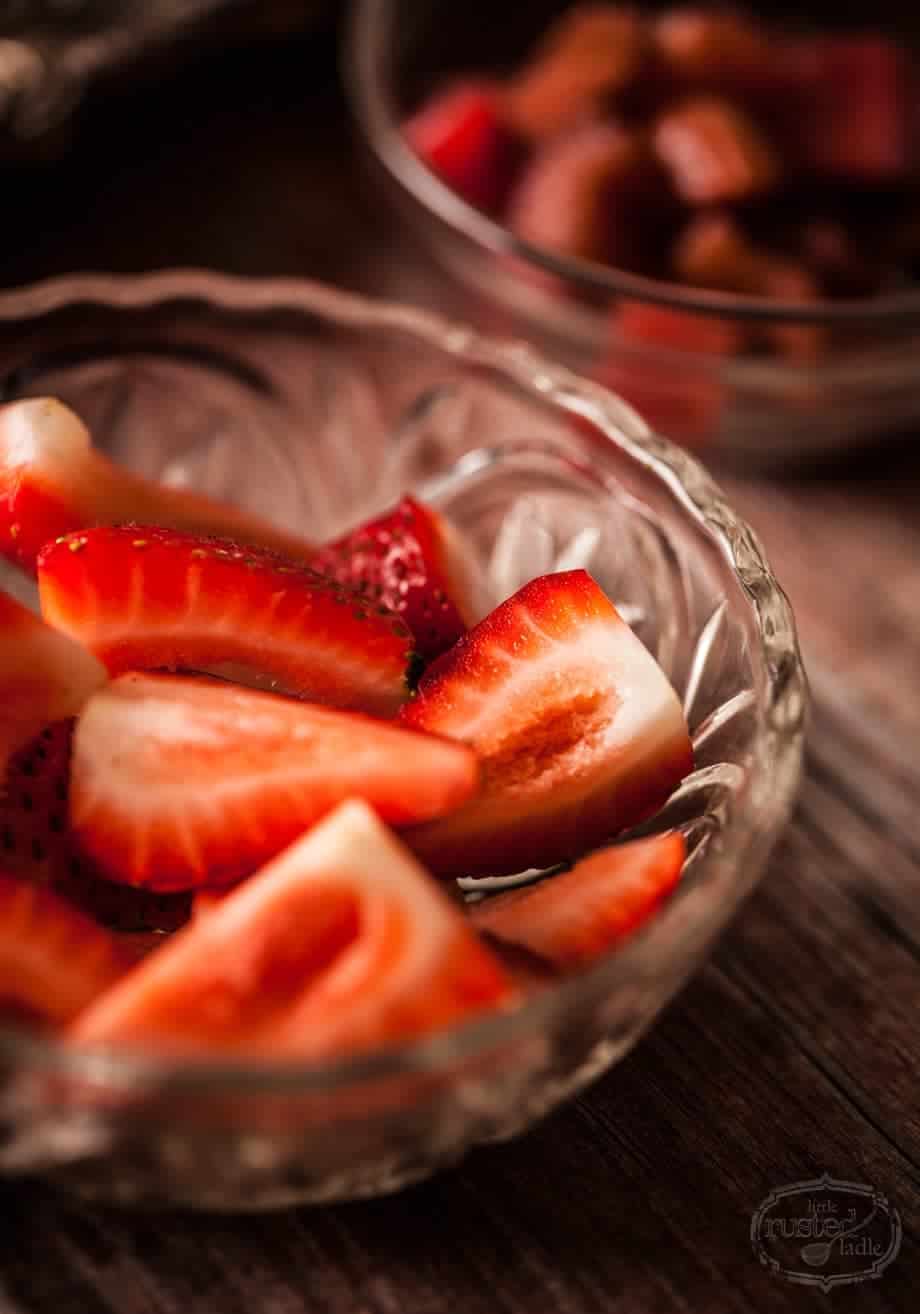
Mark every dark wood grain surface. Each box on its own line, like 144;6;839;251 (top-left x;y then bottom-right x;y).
0;30;918;1313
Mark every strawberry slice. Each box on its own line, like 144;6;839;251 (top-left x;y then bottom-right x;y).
0;721;192;929
400;570;693;879
1;720;76;887
0;397;315;574
37;526;415;716
310;496;485;664
405;81;520;215
70;672;480;891
0;875;129;1026
70;801;515;1059
0;589;106;773
472;832;686;972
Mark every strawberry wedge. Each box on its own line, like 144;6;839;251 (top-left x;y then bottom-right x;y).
0;397;315;574
400;570;693;879
472;832;686;973
0;876;129;1026
0;589;106;773
71;801;515;1059
37;526;415;716
70;672;480;891
0;721;191;931
311;496;487;663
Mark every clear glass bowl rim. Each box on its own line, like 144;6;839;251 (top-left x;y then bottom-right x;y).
345;0;920;328
0;267;806;1094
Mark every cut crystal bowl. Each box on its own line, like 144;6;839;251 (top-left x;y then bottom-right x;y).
0;271;805;1209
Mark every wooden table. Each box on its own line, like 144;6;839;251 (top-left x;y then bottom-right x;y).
0;31;918;1313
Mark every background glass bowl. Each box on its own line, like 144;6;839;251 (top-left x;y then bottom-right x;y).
346;0;920;469
0;271;805;1210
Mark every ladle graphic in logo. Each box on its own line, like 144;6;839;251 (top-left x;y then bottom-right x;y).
751;1174;901;1291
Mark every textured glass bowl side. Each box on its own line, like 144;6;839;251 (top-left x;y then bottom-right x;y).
0;272;805;1209
346;0;920;466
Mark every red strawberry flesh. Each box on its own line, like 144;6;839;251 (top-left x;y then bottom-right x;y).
70;672;480;891
472;831;686;972
0;589;107;773
37;525;415;717
0;875;129;1026
400;570;693;879
0;397;315;574
70;801;515;1059
310;496;482;664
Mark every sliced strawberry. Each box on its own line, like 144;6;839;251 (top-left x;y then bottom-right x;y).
0;397;315;574
310;496;485;664
37;526;414;717
70;672;480;891
0;589;106;773
0;721;192;929
400;570;693;879
0;875;129;1026
472;831;686;972
1;720;76;886
70;801;515;1059
405;81;520;215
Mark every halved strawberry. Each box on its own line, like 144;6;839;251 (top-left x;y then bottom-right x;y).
0;589;106;772
0;397;315;574
405;81;520;215
70;672;480;891
310;496;485;664
1;720;76;886
0;875;129;1026
37;526;415;716
70;801;515;1059
0;721;192;930
400;570;693;879
472;831;686;972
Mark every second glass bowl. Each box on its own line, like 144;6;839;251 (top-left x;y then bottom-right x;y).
346;0;920;468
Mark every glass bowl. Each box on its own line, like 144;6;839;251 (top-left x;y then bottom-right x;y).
346;0;920;468
0;270;805;1210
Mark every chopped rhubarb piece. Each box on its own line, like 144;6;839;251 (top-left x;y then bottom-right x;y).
405;80;520;214
757;261;826;362
652;8;773;93
503;5;648;143
507;120;665;269
594;302;742;448
615;301;745;356
672;211;766;293
653;95;779;203
798;220;884;298
791;37;912;182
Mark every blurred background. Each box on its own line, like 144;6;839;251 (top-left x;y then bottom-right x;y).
0;0;349;284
